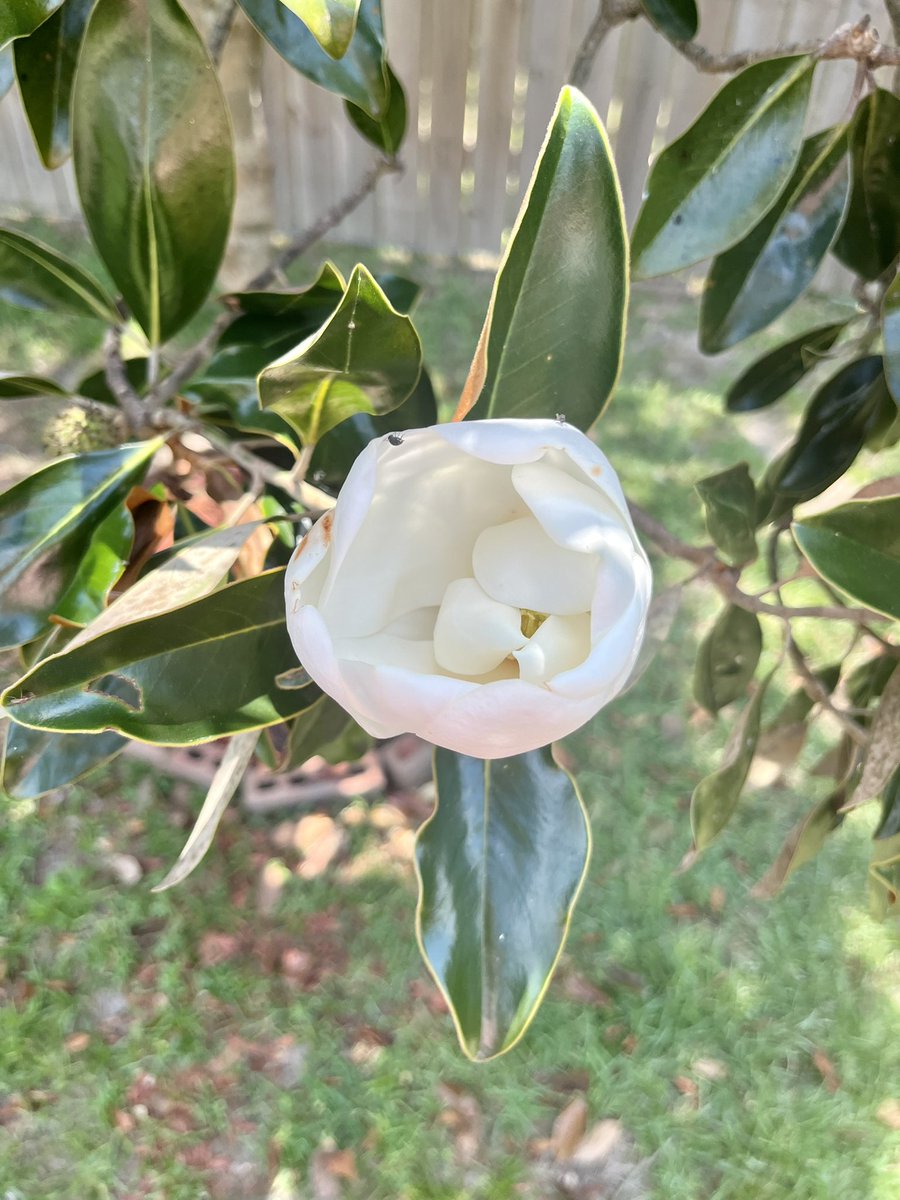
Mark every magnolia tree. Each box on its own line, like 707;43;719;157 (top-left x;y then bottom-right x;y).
0;0;899;1061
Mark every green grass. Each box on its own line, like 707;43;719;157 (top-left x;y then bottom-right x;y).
2;226;900;1198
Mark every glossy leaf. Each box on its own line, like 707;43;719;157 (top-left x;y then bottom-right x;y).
258;264;422;444
700;128;849;352
883;274;900;406
2;569;318;744
73;0;235;344
2;722;126;800
793;495;900;622
238;0;389;119
278;0;360;58
416;747;590;1061
693;604;762;714
220;262;345;349
14;0;93;168
0;47;13;96
189;379;299;449
0;226;117;321
0;374;70;398
459;87;626;429
695;462;757;565
752;789;845;898
153;730;259;890
640;0;697;41
691;670;774;851
0;441;159;650
631;57;814;279
53;501;133;625
725;322;845;413
0;0;65;48
67;521;263;648
345;60;406;154
770;357;890;501
310;365;438;488
833;89;900;282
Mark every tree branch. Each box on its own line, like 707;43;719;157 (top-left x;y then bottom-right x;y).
629;501;889;626
671;16;900;74
788;635;869;745
569;0;643;88
103;328;147;434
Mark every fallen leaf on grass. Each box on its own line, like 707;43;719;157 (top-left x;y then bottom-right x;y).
812;1048;841;1092
708;885;727;914
692;1058;728;1082
877;1099;900;1129
571;1118;625;1165
64;1032;91;1053
559;971;613;1009
294;814;346;878
436;1082;483;1166
549;1096;588;1160
198;931;243;967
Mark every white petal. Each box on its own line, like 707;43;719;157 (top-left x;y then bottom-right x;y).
433;578;525;676
552;583;651;701
514;613;591;684
334;632;440;675
473;516;597;615
511;458;632;553
317;429;525;638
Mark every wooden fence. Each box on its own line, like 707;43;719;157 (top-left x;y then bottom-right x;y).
0;0;887;261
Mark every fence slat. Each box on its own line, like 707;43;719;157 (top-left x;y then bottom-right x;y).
0;0;881;271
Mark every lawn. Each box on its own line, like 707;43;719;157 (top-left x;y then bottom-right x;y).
1;224;900;1199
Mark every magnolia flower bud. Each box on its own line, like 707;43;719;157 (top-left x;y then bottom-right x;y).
285;419;651;759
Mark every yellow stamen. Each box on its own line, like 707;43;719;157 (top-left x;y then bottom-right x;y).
520;608;549;639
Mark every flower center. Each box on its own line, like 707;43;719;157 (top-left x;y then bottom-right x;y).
519;608;549;639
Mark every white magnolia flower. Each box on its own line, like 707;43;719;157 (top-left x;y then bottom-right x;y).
285;419;652;759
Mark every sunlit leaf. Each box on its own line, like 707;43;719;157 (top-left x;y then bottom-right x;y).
631;57;814;278
700;127;849;351
459;87;627;429
0;226;118;321
277;0;361;58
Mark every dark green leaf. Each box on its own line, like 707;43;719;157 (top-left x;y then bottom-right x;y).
793;495;900;621
0;0;65;48
769;357;889;501
690;669;774;851
73;0;235;344
14;0;93;168
2;722;126;799
0;441;159;650
847;655;897;711
752;788;845;897
883;273;900;405
833;89;900;281
700;128;849;351
640;0;697;41
725;322;846;412
0;374;70;398
0;47;14;97
53;501;133;625
462;86;626;429
416;746;589;1061
875;769;900;840
1;569;318;744
309;365;437;488
258;264;422;444
344;60;406;153
631;57;814;279
278;0;361;58
219;261;345;348
695;462;757;565
0;226;118;321
280;693;369;769
693;604;762;714
238;0;389;118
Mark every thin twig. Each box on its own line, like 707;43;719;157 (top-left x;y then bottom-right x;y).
153;158;400;408
671;16;900;74
103;328;147;434
569;0;642;88
208;0;238;66
629;501;888;625
788;635;868;744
